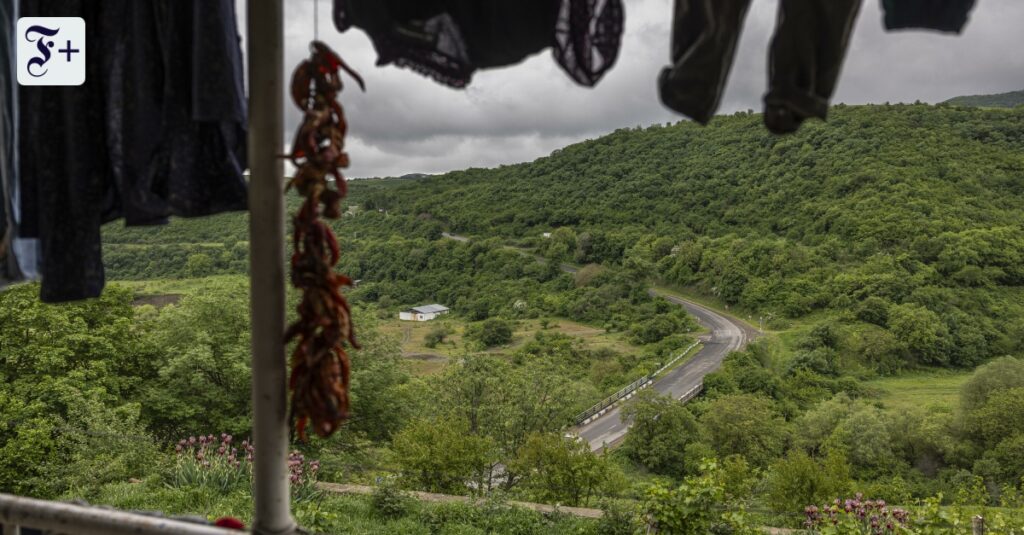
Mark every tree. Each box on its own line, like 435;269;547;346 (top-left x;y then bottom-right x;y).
700;394;788;468
825;405;899;477
765;449;851;513
856;297;891;327
510;432;619;507
391;417;496;494
640;461;758;535
966;387;1024;449
621;389;701;475
888;303;950;365
470;318;513;348
424;325;450;348
184;252;215;278
0;284;158;497
346;326;411;441
960;356;1024;413
437;355;592;489
141;288;252;438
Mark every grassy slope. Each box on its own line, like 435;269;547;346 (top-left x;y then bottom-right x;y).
866;371;971;412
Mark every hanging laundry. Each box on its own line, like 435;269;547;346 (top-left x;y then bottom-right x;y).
0;0;13;287
763;0;862;135
104;0;248;226
658;0;753;125
332;0;623;88
17;0;247;302
881;0;976;33
2;0;40;289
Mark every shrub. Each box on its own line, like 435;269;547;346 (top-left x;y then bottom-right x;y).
371;483;414;519
469;318;513;348
596;500;635;535
425;325;450;348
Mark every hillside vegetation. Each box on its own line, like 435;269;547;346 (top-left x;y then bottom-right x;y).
945;89;1024;108
359;103;1024;371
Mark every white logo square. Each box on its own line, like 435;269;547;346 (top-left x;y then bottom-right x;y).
16;17;86;86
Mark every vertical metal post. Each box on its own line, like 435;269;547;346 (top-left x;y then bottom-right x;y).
246;0;294;534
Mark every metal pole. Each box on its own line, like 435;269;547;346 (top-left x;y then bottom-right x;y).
246;0;294;534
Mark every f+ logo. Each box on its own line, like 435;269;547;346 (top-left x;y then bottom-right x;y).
17;17;86;86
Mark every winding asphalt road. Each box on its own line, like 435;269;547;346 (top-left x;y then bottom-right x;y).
440;232;759;452
576;291;759;452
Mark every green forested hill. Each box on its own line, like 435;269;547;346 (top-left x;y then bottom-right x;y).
359;104;1024;368
944;89;1024;108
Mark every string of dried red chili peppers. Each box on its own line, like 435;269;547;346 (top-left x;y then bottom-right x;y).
284;41;364;442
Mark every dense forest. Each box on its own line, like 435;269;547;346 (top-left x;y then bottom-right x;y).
3;101;1024;533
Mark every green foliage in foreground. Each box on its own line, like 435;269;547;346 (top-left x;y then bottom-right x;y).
91;478;600;535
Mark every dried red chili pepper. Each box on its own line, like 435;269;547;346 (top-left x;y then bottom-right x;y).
284;41;364;442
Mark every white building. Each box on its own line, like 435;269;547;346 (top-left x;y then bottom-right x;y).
399;304;450;322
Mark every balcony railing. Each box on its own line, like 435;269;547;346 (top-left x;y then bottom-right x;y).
0;493;243;535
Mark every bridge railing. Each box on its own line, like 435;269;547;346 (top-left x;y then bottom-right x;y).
573;341;700;426
677;382;703;403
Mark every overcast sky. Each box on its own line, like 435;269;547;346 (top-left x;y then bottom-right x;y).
238;0;1024;178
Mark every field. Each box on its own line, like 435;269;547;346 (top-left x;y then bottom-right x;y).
865;371;972;412
377;316;639;376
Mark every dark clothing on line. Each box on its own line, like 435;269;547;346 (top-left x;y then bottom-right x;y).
882;0;975;33
1;0;14;285
333;0;623;88
18;0;247;302
658;0;753;125
764;0;862;134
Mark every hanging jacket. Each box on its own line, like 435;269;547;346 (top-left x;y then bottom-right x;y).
658;0;753;125
881;0;976;33
18;0;247;302
333;0;623;88
763;0;862;135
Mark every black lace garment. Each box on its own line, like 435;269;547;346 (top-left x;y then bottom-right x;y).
333;0;623;88
18;0;247;302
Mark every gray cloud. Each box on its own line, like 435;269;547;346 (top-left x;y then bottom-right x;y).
240;0;1024;177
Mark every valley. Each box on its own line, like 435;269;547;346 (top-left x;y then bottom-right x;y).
3;100;1024;532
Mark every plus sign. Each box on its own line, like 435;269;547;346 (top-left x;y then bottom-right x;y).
58;40;79;62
